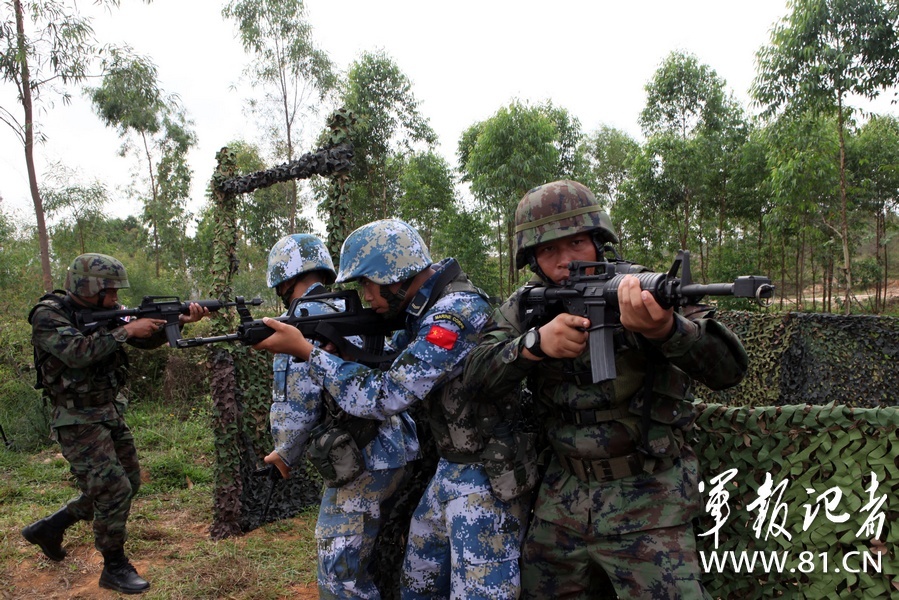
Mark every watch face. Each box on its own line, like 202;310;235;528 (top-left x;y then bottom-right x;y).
525;329;538;350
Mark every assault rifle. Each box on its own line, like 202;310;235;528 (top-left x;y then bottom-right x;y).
75;296;264;348
521;249;774;383
176;290;406;366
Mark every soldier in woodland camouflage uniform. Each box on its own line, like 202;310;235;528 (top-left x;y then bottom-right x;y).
22;253;208;595
463;181;749;599
263;233;418;599
254;219;533;600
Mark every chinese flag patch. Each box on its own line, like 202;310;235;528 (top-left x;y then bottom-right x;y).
425;325;458;350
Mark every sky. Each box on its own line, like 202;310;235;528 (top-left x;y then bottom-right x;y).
3;0;876;234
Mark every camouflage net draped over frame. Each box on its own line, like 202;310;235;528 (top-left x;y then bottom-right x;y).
698;311;899;408
692;403;898;599
218;143;354;196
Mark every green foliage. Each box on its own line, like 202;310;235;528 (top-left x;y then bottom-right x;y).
461;100;561;296
693;403;898;599
395;150;456;248
332;49;438;227
223;0;336;232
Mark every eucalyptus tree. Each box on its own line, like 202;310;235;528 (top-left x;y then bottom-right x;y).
330;50;437;228
763;111;841;311
752;0;899;312
459;100;560;296
40;166;109;255
636;50;739;263
86;49;196;278
396;150;455;249
577;124;639;214
223;0;335;232
0;0;150;290
848;114;899;312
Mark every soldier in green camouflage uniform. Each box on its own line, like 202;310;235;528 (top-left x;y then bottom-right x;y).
22;253;208;595
463;181;748;599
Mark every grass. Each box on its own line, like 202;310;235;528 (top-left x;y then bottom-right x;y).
0;397;319;599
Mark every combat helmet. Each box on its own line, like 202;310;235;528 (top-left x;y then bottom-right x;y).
514;180;618;270
336;219;432;285
266;234;337;288
64;253;130;297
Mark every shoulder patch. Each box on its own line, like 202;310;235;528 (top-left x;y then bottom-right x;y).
431;312;465;330
425;325;458;350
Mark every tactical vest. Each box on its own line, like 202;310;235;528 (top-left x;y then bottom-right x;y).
28;291;128;408
504;283;698;484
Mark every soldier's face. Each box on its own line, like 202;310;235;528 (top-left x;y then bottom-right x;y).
77;288;119;308
359;278;406;314
534;233;597;284
359;278;389;313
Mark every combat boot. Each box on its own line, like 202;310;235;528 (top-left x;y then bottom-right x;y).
99;550;150;595
21;506;78;561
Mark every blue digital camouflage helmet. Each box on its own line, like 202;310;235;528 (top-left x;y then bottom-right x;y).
336;219;432;285
266;234;337;289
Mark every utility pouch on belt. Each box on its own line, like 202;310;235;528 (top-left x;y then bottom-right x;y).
480;422;538;501
628;367;696;460
307;422;366;488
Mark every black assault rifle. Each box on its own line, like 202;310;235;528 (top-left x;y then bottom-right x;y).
521;249;774;384
176;290;406;366
75;296;264;348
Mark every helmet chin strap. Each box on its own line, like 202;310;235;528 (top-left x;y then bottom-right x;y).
278;277;300;310
379;279;414;319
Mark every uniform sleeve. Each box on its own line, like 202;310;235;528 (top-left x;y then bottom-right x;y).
270;297;333;466
648;312;748;390
462;292;539;398
270;354;323;468
31;307;122;369
307;295;488;421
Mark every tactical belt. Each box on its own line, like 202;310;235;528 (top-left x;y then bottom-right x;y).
49;391;116;410
440;449;482;464
556;405;630;425
555;450;672;483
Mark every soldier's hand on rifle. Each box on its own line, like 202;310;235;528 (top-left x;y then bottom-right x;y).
253;318;315;360
264;450;290;479
528;314;590;360
179;302;210;325
617;275;675;340
122;318;167;339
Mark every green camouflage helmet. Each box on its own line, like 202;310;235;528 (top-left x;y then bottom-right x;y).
513;179;619;269
64;253;130;297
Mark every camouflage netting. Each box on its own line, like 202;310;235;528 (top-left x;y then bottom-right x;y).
698;311;899;408
692;403;898;599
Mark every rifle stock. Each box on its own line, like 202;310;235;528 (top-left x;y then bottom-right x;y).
522;250;774;383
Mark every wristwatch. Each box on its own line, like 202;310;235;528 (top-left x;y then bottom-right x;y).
523;327;547;358
111;327;129;343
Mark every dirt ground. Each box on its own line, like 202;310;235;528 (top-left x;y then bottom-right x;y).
5;515;319;600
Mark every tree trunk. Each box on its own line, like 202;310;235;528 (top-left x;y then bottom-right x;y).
15;0;53;291
836;100;853;314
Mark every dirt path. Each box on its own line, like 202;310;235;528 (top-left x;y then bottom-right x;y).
6;515;319;600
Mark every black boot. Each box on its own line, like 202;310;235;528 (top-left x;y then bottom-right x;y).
99;550;150;595
21;506;78;561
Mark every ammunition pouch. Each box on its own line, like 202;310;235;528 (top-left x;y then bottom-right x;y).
629;366;696;460
480;425;539;501
306;415;380;488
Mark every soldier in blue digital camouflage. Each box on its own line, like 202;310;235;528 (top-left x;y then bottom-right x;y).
463;180;749;599
254;219;534;600
22;253;209;595
262;233;419;600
